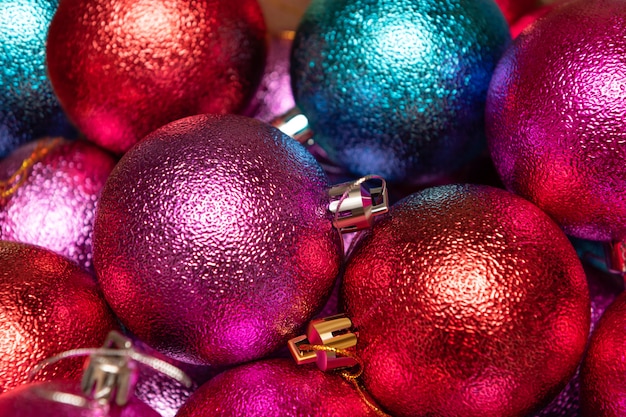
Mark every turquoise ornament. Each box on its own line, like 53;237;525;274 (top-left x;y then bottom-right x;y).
291;0;510;183
0;0;75;158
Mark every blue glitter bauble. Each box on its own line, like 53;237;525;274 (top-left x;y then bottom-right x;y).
292;0;511;183
0;0;76;158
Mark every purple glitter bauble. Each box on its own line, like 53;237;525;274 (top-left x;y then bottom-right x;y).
486;0;626;241
0;381;159;417
93;114;342;367
0;138;116;270
175;359;377;417
242;33;295;123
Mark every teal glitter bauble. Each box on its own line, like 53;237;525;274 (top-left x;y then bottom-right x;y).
0;0;75;158
292;0;511;183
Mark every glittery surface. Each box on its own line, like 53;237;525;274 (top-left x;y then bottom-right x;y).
342;185;590;417
532;265;623;417
46;0;267;154
0;241;119;393
93;114;342;366
0;380;159;417
176;359;377;417
291;0;510;183
0;138;116;271
0;0;76;158
486;0;626;241
581;291;626;416
242;34;296;123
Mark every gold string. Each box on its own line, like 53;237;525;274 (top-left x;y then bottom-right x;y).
299;344;392;417
0;137;63;199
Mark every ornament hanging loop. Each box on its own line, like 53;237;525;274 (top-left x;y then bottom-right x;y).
605;240;626;277
271;107;314;145
329;175;389;233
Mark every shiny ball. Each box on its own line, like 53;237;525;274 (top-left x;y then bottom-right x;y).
0;241;119;393
581;291;626;416
175;358;377;417
0;0;76;158
0;380;159;417
495;0;539;24
342;184;590;417
486;0;626;241
0;138;116;271
291;0;511;183
532;265;622;417
242;33;296;123
93;114;342;366
47;0;267;154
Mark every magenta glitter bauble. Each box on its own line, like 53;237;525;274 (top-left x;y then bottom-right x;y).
46;0;267;154
486;0;626;242
0;241;119;393
93;114;342;366
242;33;295;123
0;138;116;270
532;265;622;417
175;358;376;417
0;381;159;417
580;291;626;416
342;184;590;417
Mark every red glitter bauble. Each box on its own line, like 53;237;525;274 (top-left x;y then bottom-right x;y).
46;0;267;154
580;291;626;416
0;241;119;393
0;138;116;271
175;358;377;417
495;0;539;24
342;184;590;417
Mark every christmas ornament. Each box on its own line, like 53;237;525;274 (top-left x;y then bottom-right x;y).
257;0;311;34
0;241;119;393
0;0;76;158
242;32;295;124
580;291;626;416
283;0;510;183
0;138;116;271
509;3;555;38
93;114;388;366
175;358;377;417
0;331;191;417
342;184;590;417
46;0;267;154
495;0;539;24
532;265;622;417
486;0;626;245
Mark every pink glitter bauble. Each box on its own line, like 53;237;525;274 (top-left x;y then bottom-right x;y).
93;114;342;366
0;380;159;417
486;0;626;241
0;138;116;270
581;291;626;416
175;358;377;417
46;0;267;154
342;184;590;417
0;241;119;393
242;33;295;123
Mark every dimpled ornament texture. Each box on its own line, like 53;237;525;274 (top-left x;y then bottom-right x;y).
175;359;377;417
291;0;510;183
46;0;267;154
0;0;75;158
0;241;118;393
0;138;116;271
486;0;626;242
94;114;342;366
580;291;626;416
342;184;590;417
0;380;159;417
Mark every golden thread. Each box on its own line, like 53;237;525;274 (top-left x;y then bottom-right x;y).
0;138;62;199
299;344;392;417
